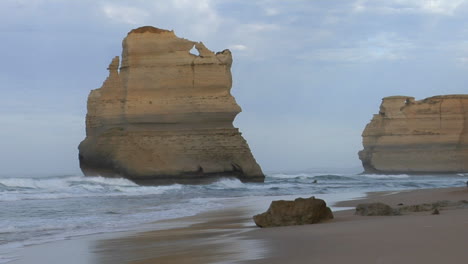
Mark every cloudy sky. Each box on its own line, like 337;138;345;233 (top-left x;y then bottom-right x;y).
1;0;468;175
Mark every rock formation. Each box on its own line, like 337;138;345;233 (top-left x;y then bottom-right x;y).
355;203;396;216
355;200;468;216
253;197;334;228
78;26;264;184
359;95;468;174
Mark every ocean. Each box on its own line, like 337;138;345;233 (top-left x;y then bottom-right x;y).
1;171;467;263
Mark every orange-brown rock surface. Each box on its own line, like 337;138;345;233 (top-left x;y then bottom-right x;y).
78;26;264;184
359;95;468;174
253;197;334;228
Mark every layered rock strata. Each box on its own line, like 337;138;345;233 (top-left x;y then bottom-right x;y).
359;95;468;174
78;26;264;184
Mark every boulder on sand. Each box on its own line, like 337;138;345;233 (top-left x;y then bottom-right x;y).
253;197;334;228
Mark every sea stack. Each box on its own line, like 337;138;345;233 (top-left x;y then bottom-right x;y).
359;95;468;174
78;26;264;184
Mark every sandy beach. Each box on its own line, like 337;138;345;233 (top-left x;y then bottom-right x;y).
8;187;468;264
246;187;468;264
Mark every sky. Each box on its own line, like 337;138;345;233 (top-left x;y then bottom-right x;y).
1;0;468;175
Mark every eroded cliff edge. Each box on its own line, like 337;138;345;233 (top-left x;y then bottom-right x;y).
78;26;264;184
359;95;468;174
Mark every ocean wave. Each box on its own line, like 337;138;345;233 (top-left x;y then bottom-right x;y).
0;226;17;234
205;178;246;189
0;176;137;189
0;175;182;201
312;175;356;181
0;223;70;235
268;173;312;179
268;173;356;182
251;183;301;190
359;174;410;179
203;178;306;191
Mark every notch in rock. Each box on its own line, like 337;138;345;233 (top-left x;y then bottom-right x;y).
189;44;200;56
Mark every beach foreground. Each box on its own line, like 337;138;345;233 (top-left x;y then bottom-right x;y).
247;187;468;264
9;187;468;264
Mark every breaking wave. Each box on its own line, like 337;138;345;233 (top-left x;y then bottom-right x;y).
0;176;182;201
360;174;410;179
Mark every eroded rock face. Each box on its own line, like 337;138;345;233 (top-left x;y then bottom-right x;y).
359;95;468;174
78;26;264;184
253;197;334;228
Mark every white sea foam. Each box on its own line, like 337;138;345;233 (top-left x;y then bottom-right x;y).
0;176;182;201
0;226;18;234
268;173;312;179
0;176;136;189
359;174;410;179
0;195;227;259
204;178;301;190
268;173;354;181
208;178;246;189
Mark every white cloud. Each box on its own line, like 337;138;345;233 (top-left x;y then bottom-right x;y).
223;22;281;58
418;0;466;14
457;57;468;64
228;44;248;51
265;7;279;16
168;0;219;24
98;0;221;38
243;23;280;32
303;32;413;62
353;0;467;15
101;4;149;25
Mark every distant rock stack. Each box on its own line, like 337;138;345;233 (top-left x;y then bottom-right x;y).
78;26;264;184
359;95;468;174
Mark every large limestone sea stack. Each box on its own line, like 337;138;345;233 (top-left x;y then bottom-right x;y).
359;95;468;174
78;26;264;184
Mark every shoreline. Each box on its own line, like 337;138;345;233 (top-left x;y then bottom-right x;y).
5;187;467;263
2;191;361;264
244;186;468;264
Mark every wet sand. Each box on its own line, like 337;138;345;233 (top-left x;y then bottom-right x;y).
7;187;468;264
245;187;468;264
